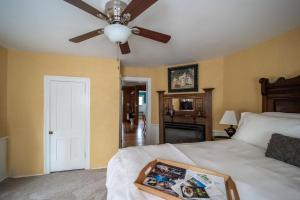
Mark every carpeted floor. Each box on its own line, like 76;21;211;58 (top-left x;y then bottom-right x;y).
0;169;107;200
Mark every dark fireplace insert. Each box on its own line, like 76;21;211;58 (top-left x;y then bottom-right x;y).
164;122;205;144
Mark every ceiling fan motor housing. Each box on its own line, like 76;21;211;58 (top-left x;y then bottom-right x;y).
105;0;129;24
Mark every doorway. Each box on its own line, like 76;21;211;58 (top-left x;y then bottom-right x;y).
121;77;151;148
44;76;90;174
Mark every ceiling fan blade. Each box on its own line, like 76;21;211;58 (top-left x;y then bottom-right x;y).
132;26;171;43
119;42;131;54
122;0;158;21
64;0;108;20
69;29;103;43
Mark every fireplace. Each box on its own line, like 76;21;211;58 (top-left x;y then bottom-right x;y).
157;90;214;144
164;122;205;144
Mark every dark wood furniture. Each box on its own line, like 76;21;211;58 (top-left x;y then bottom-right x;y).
157;89;214;144
122;85;146;125
260;75;300;113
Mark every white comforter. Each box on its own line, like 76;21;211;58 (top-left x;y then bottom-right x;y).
106;140;300;200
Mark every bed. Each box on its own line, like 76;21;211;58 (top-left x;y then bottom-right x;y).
106;75;300;200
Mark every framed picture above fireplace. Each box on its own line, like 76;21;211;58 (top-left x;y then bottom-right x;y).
168;64;198;93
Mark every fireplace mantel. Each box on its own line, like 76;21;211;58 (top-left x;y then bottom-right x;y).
157;89;214;144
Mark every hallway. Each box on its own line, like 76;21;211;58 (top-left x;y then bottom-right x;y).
121;120;145;148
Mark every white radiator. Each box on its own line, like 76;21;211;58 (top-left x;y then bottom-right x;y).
0;137;7;182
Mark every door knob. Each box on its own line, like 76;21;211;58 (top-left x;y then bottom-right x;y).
49;131;54;135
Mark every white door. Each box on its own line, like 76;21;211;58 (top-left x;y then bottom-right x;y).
47;77;89;172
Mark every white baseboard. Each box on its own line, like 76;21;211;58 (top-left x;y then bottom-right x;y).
0;137;7;182
12;173;44;179
12;167;104;178
213;130;227;137
0;175;8;182
146;124;159;145
90;166;107;170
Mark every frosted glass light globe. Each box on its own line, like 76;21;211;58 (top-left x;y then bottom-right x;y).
104;24;131;44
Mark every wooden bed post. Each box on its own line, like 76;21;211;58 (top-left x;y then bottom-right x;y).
259;75;300;113
203;88;214;141
157;91;165;144
259;78;269;112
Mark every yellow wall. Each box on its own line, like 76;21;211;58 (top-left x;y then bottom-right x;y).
121;58;225;130
6;49;120;176
199;58;224;130
2;26;300;177
122;27;300;131
0;46;7;138
223;27;300;113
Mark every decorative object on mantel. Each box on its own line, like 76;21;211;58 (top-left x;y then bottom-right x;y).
168;105;175;118
168;64;198;93
219;110;238;138
157;89;214;144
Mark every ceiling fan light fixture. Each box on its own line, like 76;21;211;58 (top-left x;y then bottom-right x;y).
65;0;171;54
104;24;131;44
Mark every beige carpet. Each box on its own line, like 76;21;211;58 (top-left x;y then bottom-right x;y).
0;169;107;200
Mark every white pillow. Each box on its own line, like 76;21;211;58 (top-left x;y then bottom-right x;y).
262;112;300;119
233;112;300;149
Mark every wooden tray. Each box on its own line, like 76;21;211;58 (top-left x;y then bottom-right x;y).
135;159;240;200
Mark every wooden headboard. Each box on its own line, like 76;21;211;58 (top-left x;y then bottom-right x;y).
259;75;300;113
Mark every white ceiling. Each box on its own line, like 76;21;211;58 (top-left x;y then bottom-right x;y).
0;0;300;67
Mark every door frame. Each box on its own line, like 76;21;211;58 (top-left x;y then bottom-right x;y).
44;75;90;174
121;76;152;146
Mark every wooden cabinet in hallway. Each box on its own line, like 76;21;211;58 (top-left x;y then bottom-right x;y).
122;85;146;125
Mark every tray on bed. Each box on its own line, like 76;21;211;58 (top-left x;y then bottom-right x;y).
134;159;240;200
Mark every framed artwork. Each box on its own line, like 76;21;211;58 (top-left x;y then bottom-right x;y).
168;64;198;93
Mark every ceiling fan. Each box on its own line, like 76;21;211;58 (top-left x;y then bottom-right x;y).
64;0;171;54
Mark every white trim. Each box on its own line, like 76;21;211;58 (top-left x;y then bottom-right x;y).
90;166;107;170
149;124;159;145
44;75;90;174
121;76;152;145
12;173;44;179
12;168;105;178
0;176;8;183
0;137;7;182
118;61;122;148
213;130;227;137
0;136;8;141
